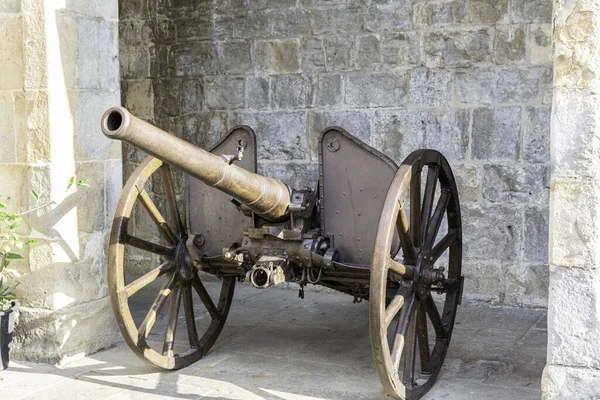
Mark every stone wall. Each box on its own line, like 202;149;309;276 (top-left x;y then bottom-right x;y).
0;0;120;363
120;0;553;307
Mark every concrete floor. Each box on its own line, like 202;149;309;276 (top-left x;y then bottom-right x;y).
0;281;546;399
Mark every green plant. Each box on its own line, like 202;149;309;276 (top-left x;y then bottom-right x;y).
0;176;89;310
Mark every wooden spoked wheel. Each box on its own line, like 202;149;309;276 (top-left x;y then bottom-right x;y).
108;156;235;369
370;150;463;400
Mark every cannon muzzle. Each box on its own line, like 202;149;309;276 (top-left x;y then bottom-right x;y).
101;107;290;221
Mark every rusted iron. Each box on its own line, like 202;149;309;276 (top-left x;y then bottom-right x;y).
101;108;464;400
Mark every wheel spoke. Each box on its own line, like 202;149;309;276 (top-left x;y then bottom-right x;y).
423;190;450;250
420;165;439;246
162;282;182;357
126;234;175;257
121;261;173;298
402;302;418;386
161;164;185;237
396;206;417;265
417;302;432;375
391;290;416;370
410;172;421;247
137;187;177;245
182;283;201;349
385;283;411;328
192;276;221;321
430;229;459;262
138;274;177;343
424;295;447;339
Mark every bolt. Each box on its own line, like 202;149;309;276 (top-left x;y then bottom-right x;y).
193;234;205;248
327;138;340;152
244;240;249;245
224;252;234;260
238;139;247;148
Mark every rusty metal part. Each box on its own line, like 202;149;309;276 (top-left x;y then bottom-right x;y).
369;149;463;400
319;127;399;265
101;107;290;221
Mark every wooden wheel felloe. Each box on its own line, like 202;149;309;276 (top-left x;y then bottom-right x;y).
370;150;463;400
108;156;235;370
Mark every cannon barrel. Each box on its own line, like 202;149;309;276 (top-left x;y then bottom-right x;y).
101;107;291;221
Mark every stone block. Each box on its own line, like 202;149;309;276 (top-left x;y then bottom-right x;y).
213;13;235;40
452;164;482;202
271;9;311;38
523;106;550;164
524;206;549;263
427;109;469;161
424;29;491;68
0;164;28;215
543;365;600;399
72;162;106;233
504;263;548;307
205;76;245;110
152;19;176;45
315;74;342;107
122;79;154;118
98;21;119;90
372;109;426;164
323;36;354;72
104;158;123;224
218;41;252;75
461;259;504;303
249;0;298;11
472;107;521;161
176;15;212;41
236;11;271;39
260;162;319;191
456;68;542;104
149;45;171;78
381;31;420;67
548;177;600;269
302;38;326;72
215;0;247;13
70;90;121;161
254;40;301;74
511;0;551;23
462;204;523;261
169;42;218;76
467;0;508;23
312;7;364;35
0;16;24;90
119;20;149;47
246;76;269;110
196;111;230;148
482;164;549;204
551;90;600;180
120;46;151;79
355;35;382;71
0;0;20;13
76;17;101;89
63;0;118;21
493;25;526;65
308;110;372;160
232;111;308;161
272;74;314;109
547;266;600;368
16;90;50;163
0;91;16;163
346;72;409;108
410;69;453;107
529;24;552;65
365;4;412;31
413;1;466;27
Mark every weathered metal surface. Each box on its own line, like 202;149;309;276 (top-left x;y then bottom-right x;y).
187;126;256;256
102;108;464;400
101;107;290;221
319;127;397;265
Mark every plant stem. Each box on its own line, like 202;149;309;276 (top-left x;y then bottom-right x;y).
16;201;56;217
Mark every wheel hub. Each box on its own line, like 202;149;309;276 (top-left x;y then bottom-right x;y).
413;251;445;300
175;237;195;281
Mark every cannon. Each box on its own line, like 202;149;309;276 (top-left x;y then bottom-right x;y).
101;107;464;400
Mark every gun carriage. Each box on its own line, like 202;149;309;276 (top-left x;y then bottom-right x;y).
101;107;464;400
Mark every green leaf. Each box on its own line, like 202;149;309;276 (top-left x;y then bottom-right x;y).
6;253;22;259
67;176;75;190
2;259;8;268
76;179;89;187
31;189;40;200
2;244;10;253
26;239;38;245
0;203;5;210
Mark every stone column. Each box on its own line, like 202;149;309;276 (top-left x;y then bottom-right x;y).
0;0;121;364
543;0;600;397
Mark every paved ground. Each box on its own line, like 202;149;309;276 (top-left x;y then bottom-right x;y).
0;282;546;399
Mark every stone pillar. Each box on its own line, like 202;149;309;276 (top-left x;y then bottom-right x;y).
543;0;600;397
0;0;121;364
